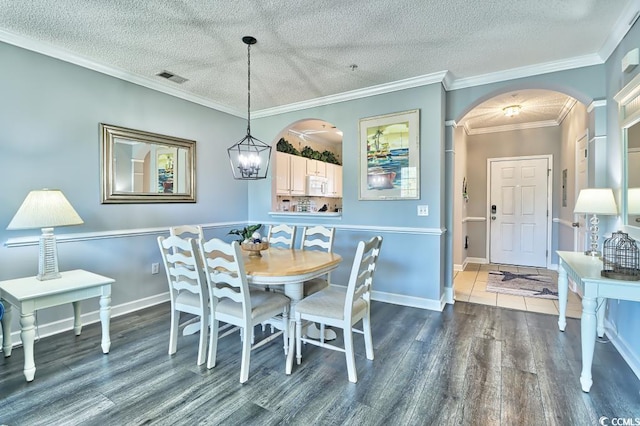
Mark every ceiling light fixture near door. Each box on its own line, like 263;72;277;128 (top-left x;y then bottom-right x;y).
227;36;271;180
503;105;522;117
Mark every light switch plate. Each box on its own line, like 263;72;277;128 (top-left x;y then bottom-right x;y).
417;205;429;216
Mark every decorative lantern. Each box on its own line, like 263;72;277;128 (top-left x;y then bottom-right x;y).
601;231;640;281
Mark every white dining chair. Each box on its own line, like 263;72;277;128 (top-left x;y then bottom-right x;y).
157;235;209;366
299;225;336;296
267;224;296;248
294;235;383;383
199;237;291;383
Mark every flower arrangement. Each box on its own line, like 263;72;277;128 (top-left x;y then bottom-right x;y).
228;224;263;243
228;224;268;256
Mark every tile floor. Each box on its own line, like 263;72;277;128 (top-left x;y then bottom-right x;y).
454;263;583;318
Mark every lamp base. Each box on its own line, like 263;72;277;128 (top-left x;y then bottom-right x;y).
584;249;601;257
38;228;61;281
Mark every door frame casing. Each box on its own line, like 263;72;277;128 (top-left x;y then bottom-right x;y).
574;129;589;251
485;154;553;268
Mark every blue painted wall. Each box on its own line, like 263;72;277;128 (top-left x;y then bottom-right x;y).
603;19;640;367
0;41;249;327
250;85;447;305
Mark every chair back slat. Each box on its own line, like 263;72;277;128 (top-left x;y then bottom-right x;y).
170;225;203;239
199;238;251;316
157;235;208;302
344;236;383;318
267;224;296;248
300;225;335;252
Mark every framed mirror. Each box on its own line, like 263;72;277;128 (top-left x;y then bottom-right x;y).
100;123;196;203
615;73;640;239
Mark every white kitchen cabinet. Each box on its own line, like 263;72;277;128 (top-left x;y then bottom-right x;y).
326;163;342;198
276;152;291;195
306;159;326;177
276;152;307;195
290;155;307;195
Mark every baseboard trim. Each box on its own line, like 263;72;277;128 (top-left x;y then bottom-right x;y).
466;257;488;265
0;293;170;349
605;319;640;381
444;286;455;305
371;289;445;312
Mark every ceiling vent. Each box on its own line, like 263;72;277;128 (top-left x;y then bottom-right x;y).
156;70;188;84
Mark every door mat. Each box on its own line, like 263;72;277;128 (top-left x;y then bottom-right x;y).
486;271;558;299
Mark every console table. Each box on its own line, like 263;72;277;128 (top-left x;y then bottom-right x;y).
0;269;115;381
556;251;640;392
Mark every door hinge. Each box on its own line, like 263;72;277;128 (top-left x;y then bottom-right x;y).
584;148;587;158
547;169;551;176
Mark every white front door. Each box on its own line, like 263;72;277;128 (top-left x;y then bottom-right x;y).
489;157;549;267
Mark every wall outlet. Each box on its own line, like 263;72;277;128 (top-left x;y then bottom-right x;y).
417;205;429;216
151;263;159;274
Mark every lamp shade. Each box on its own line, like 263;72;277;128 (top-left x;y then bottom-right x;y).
7;189;84;230
628;188;640;215
573;188;618;215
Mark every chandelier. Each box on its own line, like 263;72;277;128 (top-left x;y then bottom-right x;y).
227;36;272;180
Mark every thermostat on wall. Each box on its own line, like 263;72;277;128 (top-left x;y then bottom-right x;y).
622;48;639;73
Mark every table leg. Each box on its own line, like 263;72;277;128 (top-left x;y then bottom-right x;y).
72;301;82;335
283;283;304;375
557;262;568;332
596;297;606;338
580;296;597;392
99;293;111;354
1;301;12;357
20;311;36;381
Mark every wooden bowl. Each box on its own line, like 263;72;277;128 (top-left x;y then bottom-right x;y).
241;241;269;257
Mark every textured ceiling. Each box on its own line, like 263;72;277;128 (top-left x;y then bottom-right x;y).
0;0;637;124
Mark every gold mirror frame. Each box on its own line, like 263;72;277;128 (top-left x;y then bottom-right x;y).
100;123;196;203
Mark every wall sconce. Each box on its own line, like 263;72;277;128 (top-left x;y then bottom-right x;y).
6;189;84;280
573;188;618;256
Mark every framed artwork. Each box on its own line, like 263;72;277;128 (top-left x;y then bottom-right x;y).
359;109;420;200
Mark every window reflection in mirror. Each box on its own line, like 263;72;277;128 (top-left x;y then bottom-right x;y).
272;119;343;213
101;124;196;203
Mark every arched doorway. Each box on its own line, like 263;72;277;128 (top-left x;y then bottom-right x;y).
451;89;590;316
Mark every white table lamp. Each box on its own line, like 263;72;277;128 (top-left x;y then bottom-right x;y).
574;188;618;257
7;189;84;280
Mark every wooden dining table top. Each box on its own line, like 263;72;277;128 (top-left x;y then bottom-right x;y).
241;247;342;280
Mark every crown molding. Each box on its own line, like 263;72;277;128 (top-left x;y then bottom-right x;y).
598;0;640;62
445;120;458;128
447;54;603;91
557;98;578;124
0;29;245;118
465;119;559;135
252;71;448;118
587;99;607;113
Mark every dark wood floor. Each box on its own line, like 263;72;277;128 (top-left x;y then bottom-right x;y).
1;300;639;425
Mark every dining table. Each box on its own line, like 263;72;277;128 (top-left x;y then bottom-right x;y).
241;246;342;373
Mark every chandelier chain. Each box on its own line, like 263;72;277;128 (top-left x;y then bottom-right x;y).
247;41;251;134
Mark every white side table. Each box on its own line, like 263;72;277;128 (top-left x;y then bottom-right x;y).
556;251;640;392
0;269;115;382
